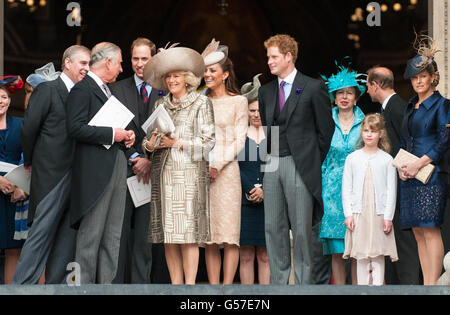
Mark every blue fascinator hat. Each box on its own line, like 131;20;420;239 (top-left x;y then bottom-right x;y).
26;62;61;88
403;34;439;79
321;57;367;102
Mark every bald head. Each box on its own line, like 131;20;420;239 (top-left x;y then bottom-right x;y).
367;66;394;90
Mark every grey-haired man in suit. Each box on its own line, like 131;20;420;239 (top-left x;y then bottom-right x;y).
109;38;169;283
66;42;135;284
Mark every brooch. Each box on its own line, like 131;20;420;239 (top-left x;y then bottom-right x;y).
158;90;165;96
296;88;303;95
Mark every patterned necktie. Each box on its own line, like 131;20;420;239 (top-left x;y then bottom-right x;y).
140;82;149;104
279;81;287;112
102;84;112;99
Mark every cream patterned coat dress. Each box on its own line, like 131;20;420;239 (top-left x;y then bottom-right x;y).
145;92;215;244
209;95;248;246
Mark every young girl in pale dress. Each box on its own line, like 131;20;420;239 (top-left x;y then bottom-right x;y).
342;114;398;285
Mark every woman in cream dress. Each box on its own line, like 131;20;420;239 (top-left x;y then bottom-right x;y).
202;39;248;284
143;45;215;285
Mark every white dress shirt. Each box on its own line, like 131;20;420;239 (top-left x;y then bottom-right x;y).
59;72;75;92
381;93;396;111
342;149;397;220
87;71;115;144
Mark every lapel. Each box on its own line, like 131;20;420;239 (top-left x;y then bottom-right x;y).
285;72;307;125
265;79;279;129
55;77;69;104
124;77;141;128
147;88;160;116
85;75;108;105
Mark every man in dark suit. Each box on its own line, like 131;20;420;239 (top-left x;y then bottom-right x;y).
66;42;135;284
259;34;334;284
366;66;420;284
13;45;91;284
109;38;167;284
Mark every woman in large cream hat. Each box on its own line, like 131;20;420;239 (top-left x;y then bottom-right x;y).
202;39;248;285
142;44;215;285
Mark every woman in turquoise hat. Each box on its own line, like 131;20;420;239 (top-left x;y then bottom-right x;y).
319;63;366;285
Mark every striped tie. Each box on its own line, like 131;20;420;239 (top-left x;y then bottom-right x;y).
140;82;149;104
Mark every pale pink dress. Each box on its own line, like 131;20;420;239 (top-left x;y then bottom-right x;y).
208;95;248;246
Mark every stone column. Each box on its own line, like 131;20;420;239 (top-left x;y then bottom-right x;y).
429;0;450;98
0;0;4;76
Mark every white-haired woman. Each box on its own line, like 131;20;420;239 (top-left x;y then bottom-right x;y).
143;46;215;285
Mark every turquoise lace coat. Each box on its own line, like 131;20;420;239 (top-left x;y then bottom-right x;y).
319;105;365;241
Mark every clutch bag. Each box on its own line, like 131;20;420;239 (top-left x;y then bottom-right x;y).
392;149;435;184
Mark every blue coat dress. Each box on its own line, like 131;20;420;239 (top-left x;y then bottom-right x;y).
399;91;450;229
238;137;266;246
319;106;365;255
0;115;25;249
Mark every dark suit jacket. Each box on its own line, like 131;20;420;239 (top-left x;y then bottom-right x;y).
21;77;73;224
259;71;334;223
382;94;407;157
66;75;124;228
109;76;160;161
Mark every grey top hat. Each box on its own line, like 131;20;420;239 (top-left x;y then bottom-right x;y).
240;74;262;104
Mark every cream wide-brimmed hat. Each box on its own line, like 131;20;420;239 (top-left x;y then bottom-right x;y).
143;44;205;91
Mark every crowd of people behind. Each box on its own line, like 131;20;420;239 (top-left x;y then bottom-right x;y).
0;32;449;286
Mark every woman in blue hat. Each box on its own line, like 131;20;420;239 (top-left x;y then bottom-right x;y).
398;35;450;285
319;63;366;285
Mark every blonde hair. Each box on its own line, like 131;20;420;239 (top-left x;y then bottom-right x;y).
358;113;391;154
162;71;201;93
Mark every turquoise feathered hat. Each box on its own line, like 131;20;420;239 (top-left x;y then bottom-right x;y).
321;58;367;102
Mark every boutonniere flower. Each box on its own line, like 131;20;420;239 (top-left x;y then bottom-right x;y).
158;90;165;96
296;88;303;95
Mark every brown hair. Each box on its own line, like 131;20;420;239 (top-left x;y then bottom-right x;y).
367;66;394;89
264;34;299;63
0;86;11;97
358;113;391;154
131;37;156;57
206;57;240;96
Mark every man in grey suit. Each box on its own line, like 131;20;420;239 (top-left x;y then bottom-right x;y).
366;66;420;284
259;34;334;284
13;45;91;284
109;38;161;284
66;42;135;284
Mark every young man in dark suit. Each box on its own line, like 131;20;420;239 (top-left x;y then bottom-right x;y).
14;45;90;284
366;66;420;284
259;34;334;284
109;38;168;284
66;42;135;284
